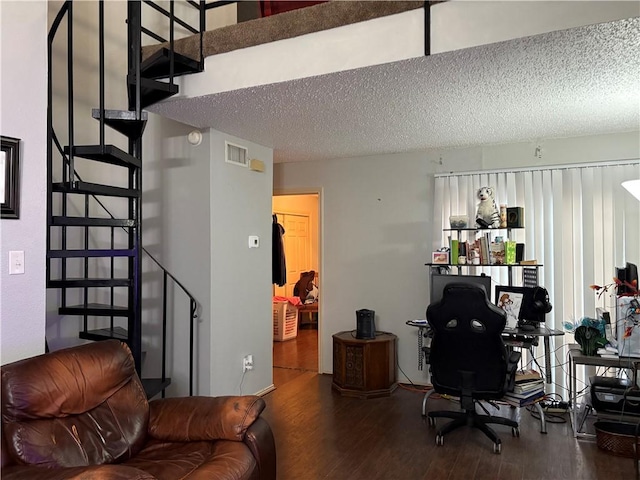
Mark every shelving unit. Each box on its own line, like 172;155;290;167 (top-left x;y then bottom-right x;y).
421;226;560;386
426;227;542;286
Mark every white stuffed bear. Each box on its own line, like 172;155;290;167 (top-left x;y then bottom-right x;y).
476;186;500;228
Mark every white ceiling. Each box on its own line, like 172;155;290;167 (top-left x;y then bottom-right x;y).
150;16;640;163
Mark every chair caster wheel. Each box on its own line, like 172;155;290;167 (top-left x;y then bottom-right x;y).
512;427;520;437
493;441;502;454
428;416;436;428
435;434;444;446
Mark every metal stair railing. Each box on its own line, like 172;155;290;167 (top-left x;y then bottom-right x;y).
48;0;202;396
51;129;200;395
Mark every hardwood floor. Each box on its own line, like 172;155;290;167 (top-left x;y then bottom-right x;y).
273;327;318;387
262;371;637;480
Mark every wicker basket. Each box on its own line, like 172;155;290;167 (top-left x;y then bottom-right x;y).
594;421;640;458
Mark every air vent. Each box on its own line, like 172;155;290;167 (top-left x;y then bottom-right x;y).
225;141;248;167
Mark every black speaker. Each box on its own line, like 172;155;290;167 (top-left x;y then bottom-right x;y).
507;207;524;228
356;309;376;339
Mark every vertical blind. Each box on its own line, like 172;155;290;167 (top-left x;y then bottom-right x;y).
434;161;640;395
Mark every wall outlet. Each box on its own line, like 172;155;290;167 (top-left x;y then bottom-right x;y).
242;354;254;372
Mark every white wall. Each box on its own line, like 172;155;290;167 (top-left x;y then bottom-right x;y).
274;152;436;381
209;131;274;396
274;130;640;383
181;8;424;97
142;122;275;397
141;115;213;396
0;1;48;364
431;1;640;54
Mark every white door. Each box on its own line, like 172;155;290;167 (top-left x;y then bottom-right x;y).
273;213;310;297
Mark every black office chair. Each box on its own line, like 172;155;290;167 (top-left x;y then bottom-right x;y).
425;283;521;454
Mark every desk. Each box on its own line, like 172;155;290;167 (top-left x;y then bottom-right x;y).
407;321;564;434
568;347;640;438
504;326;565;385
406;321;564;383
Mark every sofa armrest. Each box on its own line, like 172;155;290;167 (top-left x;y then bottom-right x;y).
243;417;277;480
148;395;265;442
1;465;155;480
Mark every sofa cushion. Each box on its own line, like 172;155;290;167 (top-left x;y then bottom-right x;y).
125;439;258;480
1;341;149;467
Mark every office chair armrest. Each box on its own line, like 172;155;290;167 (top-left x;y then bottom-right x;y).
505;351;521;392
507;351;521;371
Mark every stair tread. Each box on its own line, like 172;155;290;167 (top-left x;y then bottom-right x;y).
64;144;141;169
91;110;148;139
48;248;135;258
80;326;129;341
91;109;148;121
51;216;135;227
48;278;132;288
141;47;202;80
60;303;132;317
127;76;179;109
52;181;140;198
141;377;172;399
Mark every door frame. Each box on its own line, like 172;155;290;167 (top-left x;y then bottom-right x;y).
273;188;323;373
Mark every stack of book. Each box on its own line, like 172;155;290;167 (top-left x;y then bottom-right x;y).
503;369;545;406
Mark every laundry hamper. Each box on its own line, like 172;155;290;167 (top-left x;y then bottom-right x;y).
273;301;298;341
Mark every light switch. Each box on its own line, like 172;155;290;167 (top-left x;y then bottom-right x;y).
9;251;25;275
248;236;259;248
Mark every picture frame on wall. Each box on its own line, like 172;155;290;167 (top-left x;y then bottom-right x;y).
1;136;21;219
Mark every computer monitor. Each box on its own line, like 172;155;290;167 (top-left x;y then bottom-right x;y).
617;262;638;295
430;273;492;304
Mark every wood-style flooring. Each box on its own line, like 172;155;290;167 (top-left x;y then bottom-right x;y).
266;331;636;480
273;327;318;388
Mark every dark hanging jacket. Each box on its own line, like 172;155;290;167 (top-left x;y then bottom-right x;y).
272;214;286;286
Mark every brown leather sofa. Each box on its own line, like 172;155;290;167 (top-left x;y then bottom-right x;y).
1;340;276;480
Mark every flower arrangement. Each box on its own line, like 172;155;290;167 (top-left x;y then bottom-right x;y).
590;277;638;301
590;277;640;345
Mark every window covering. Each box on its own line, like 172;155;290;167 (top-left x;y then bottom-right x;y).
434;161;640;394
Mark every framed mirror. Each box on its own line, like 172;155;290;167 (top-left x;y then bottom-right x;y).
1;136;21;219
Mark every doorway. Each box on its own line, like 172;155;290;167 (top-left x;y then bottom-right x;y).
272;193;320;387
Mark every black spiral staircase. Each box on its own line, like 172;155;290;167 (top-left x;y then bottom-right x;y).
46;1;217;398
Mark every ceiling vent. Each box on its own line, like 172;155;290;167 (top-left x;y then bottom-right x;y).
225;141;248;167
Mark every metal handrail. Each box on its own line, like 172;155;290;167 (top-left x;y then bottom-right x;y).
142;0;200;34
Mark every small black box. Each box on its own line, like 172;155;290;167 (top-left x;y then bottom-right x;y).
507;207;524;228
356;309;376;339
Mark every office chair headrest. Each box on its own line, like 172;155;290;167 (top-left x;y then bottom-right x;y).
428;282;506;333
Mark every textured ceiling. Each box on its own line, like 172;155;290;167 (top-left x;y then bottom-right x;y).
149;17;640;163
